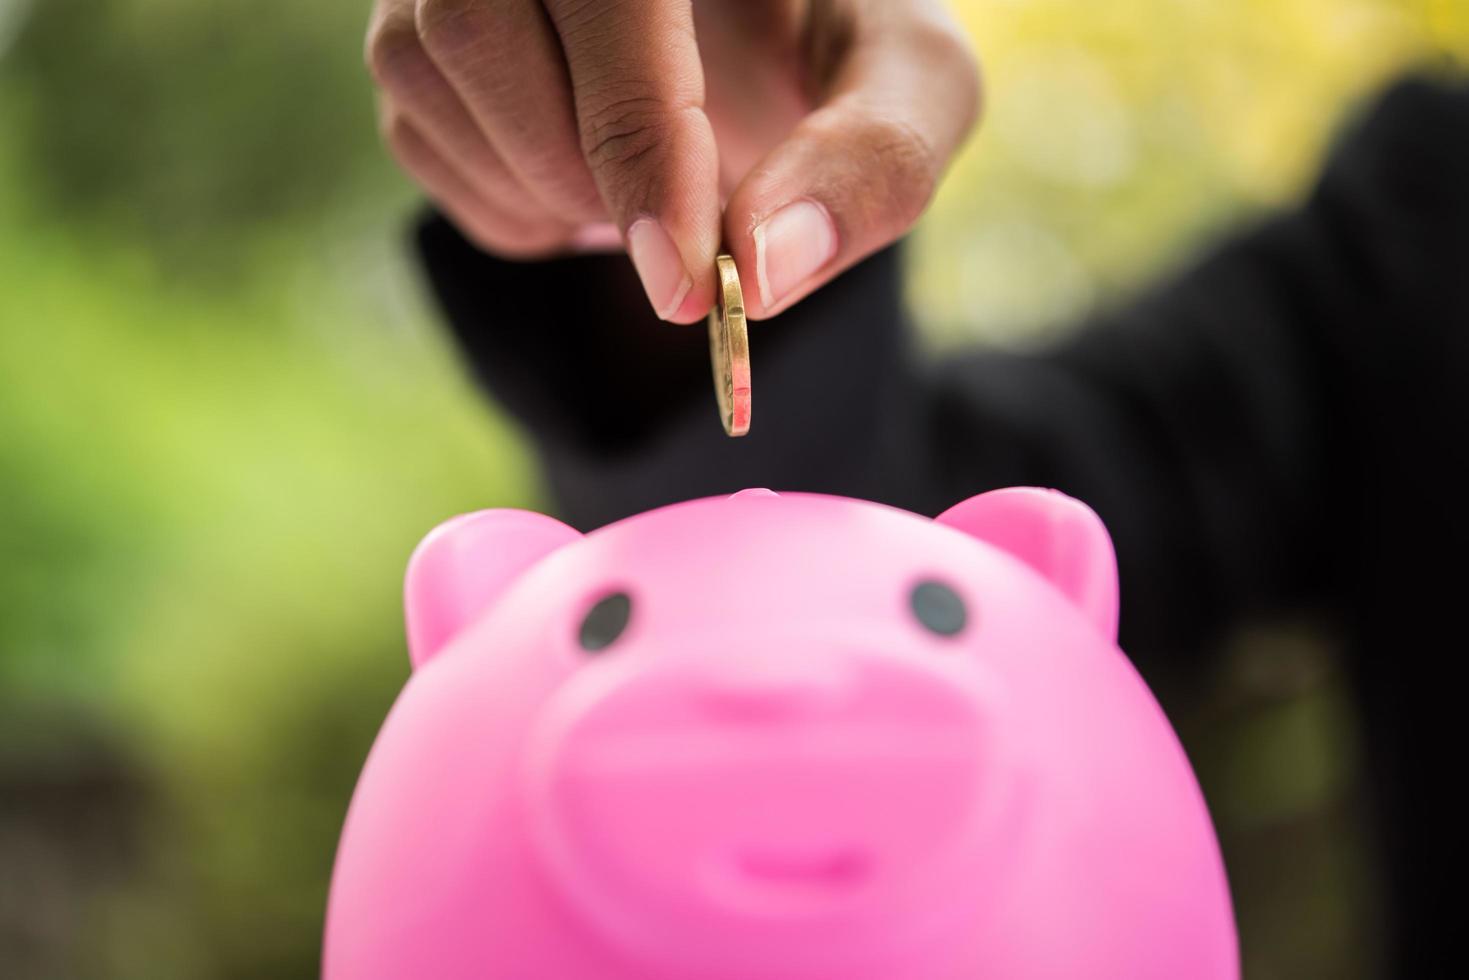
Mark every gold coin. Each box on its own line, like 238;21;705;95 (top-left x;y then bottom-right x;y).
708;254;751;437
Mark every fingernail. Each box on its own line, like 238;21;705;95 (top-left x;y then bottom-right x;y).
627;219;692;320
570;222;623;252
753;199;838;310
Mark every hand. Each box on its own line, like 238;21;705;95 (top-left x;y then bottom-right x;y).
366;0;980;321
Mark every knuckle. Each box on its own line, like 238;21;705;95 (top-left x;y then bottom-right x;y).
544;0;605;40
545;0;647;52
910;23;983;127
549;0;700;60
366;21;428;91
380;114;421;161
858;116;939;231
414;0;486;53
905;15;974;64
578;94;679;177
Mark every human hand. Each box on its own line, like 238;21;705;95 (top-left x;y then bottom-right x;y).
366;0;979;321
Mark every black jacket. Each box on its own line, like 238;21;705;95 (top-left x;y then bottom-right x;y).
417;77;1468;976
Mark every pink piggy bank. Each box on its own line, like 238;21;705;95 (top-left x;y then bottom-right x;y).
324;488;1237;979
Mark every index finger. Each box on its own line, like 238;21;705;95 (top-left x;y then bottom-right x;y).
543;0;720;322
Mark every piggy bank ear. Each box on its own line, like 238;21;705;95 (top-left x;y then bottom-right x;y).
936;488;1119;641
404;510;582;668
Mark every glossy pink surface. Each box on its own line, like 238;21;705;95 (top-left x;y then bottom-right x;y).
324;488;1238;979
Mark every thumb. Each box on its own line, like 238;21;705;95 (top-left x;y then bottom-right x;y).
544;0;721;323
725;11;981;319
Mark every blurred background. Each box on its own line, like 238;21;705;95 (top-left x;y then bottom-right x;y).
1;0;1464;977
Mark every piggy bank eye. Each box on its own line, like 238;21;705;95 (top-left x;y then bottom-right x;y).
910;580;967;637
578;592;632;652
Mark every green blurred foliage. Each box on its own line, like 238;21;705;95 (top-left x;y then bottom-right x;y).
3;0;382;269
1;3;538;974
0;0;1464;977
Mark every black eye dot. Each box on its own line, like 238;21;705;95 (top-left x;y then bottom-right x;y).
578;592;632;652
910;580;967;636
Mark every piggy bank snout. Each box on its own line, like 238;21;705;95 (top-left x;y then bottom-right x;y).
526;645;1002;969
